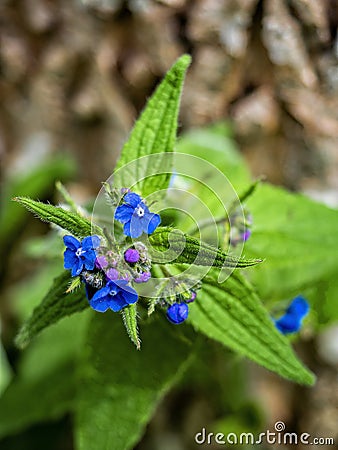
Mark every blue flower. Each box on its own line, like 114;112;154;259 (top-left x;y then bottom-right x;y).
63;235;100;277
89;279;138;312
166;302;189;324
114;192;161;238
274;296;309;335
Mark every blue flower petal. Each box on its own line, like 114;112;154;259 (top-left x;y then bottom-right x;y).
64;248;78;270
287;296;309;318
275;314;302;334
90;296;111;313
108;293;129;312
82;235;100;250
123;288;139;305
112;280;138;304
89;285;112;310
124;192;141;207
123;221;132;237
71;258;84;277
146;213;161;234
63;235;80;250
91;285;111;300
82;249;97;270
114;204;134;223
129;215;144;238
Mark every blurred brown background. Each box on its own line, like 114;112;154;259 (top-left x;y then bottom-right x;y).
1;0;338;197
1;1;338;449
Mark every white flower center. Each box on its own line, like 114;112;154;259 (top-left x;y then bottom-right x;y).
135;205;145;217
75;247;86;257
109;289;117;297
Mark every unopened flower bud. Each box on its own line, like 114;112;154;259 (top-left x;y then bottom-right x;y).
124;248;140;264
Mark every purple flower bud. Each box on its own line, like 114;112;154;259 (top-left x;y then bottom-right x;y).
106;268;119;280
124;248;140;264
242;229;251;242
186;291;196;303
134;271;151;283
121;188;131;194
95;255;108;269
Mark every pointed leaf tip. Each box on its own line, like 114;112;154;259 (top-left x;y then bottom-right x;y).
114;54;192;197
175;54;192;68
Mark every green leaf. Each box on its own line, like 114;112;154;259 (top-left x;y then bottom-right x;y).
148;227;262;268
0;339;12;396
317;277;338;326
13;197;100;239
244;184;338;301
188;271;315;385
15;271;88;349
0;313;89;439
171;123;252;236
114;55;191;197
176;123;251;192
121;303;140;350
75;314;194;450
10;260;63;320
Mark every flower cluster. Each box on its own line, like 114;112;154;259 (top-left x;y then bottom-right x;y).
63;189;194;324
94;240;152;284
62;189;161;314
63;234;140;312
274;296;309;335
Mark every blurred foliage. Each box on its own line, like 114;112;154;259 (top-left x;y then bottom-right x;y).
0;155;76;280
1;122;337;449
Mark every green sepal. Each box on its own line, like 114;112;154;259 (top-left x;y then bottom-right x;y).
188;271;315;385
13;197;101;239
66;276;82;293
15;271;88;349
114;54;191;197
121;303;140;350
148;227;262;268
